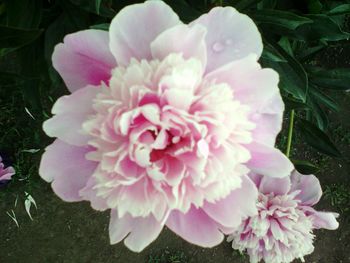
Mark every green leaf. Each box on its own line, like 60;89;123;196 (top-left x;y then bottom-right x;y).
307;0;323;14
305;85;338;130
0;26;43;49
297;119;341;157
309;86;339;112
90;23;110;31
308;67;350;90
296;44;326;62
163;0;201;23
0;47;18;57
258;0;277;9
61;0;90;30
260;14;349;42
261;41;308;101
295;14;350;42
5;0;42;29
292;159;319;174
230;0;263;11
251;9;312;30
69;0;115;18
327;4;350;16
261;42;287;62
278;37;293;57
95;0;102;14
283;97;309;110
307;98;329;131
186;0;209;12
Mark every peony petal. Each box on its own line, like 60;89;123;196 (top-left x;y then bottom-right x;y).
204;54;284;145
79;176;108;211
0;166;15;181
159;57;202;111
310;211;339;230
250;93;284;145
39;139;97;202
206;54;284;146
246;142;293;178
163;84;194;111
203;175;258;229
109;210;163;252
259;176;291;196
109;210;133;245
204;54;281;114
52;30;116;92
151;24;207;67
191;6;262;73
270;219;284;241
109;1;180;66
290;171;322;206
248;173;263;186
166;206;224;247
43;86;99;146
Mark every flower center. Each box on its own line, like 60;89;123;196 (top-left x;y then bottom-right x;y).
83;53;255;219
149;130;177;162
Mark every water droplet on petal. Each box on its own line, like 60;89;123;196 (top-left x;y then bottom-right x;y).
225;39;233;45
212;42;225;52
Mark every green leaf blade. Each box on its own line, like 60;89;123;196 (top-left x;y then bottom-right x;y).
298;119;342;157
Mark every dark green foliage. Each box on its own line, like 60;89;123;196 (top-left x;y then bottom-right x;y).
297;119;342;157
292;159;320;174
0;26;42;49
308;67;350;90
251;9;313;30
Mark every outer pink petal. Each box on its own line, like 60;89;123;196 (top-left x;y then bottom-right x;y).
310;210;339;230
166;206;224;247
259;176;291;196
109;1;181;66
109;210;163;252
204;55;283;145
290;171;322;206
204;54;280;113
248;173;263;186
79;176;108;211
203;174;258;229
250;93;284;145
39;139;97;202
191;7;262;73
246;142;293;178
52;30;116;92
151;24;207;67
43;85;99;146
0;166;15;180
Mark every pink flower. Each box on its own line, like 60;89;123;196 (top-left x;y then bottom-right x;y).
0;156;15;182
39;1;292;252
227;171;339;263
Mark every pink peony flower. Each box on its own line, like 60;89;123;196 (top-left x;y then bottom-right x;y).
0;156;15;182
39;1;292;252
227;171;339;263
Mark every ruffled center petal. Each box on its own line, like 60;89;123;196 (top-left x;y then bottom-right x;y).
82;53;255;220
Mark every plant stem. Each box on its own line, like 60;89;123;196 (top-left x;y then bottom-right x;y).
286;109;295;158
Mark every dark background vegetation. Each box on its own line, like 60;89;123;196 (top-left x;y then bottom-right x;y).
0;0;349;262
